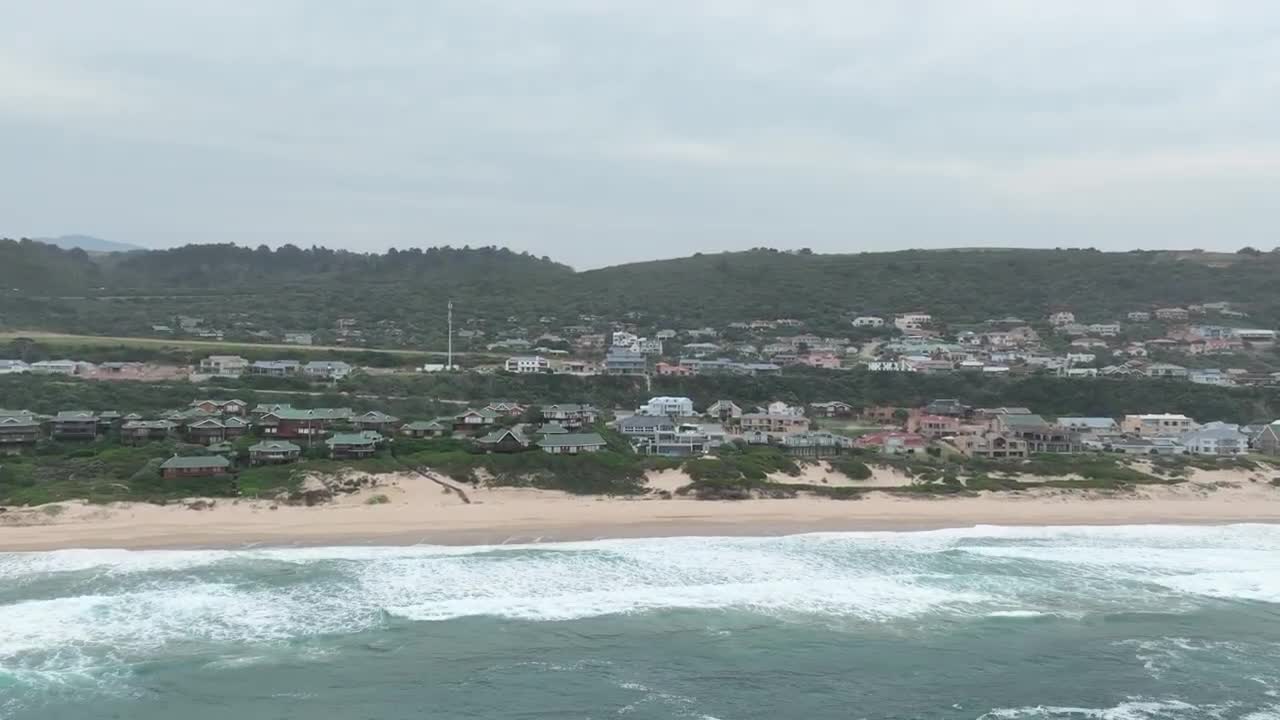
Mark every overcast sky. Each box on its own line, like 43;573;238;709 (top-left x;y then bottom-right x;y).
3;1;1279;268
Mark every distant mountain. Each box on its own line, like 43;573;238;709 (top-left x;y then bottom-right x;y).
35;235;144;253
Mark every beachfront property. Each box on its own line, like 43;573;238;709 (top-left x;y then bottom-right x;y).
1121;413;1196;437
351;410;401;433
540;404;600;429
49;411;99;441
326;431;384;459
537;432;607;455
248;440;302;465
504;355;551;374
160;455;231;479
638;396;695;417
1179;422;1250;456
0;413;41;454
400;420;448;438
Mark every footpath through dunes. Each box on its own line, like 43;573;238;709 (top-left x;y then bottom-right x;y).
2;467;1280;550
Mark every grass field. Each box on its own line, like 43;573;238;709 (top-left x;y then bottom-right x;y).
0;330;496;360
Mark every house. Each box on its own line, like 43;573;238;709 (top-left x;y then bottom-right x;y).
326;431;385;459
452;408;499;432
1179;422;1249;456
924;399;970;417
809;401;853;418
250;360;301;377
740;413;809;435
1127;311;1152;322
779;430;854;458
655;362;695;376
894;313;932;331
400;420;449;438
30;359;83;375
1145;363;1189;379
485;401;528;417
617;416;722;456
49;411;98;441
1154;307;1189;321
1104;436;1183;455
0;359;30;375
505;355;550;374
1087;323;1122;336
474;427;530;453
1121;413;1196;436
855;431;927;455
302;361;353;380
120;419;178;444
1252;421;1280;455
990;414;1077;453
351;410;401;433
248;440;302;465
189;399;248;416
198;355;248;377
160;455;232;479
537;432;608;455
639;396;695;417
1048;311;1076;326
540;404;600;429
0;414;41;453
1056;417;1119;434
907;413;960;438
283;332;313;345
185;417;231;445
706;400;743;421
851;316;884;328
952;432;1029;460
1189;369;1234;386
258;407;353;439
604;347;648;376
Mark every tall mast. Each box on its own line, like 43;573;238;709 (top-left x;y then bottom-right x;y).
447;300;454;370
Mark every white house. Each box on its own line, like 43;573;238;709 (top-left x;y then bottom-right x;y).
638;396;695;417
504;355;550;374
302;360;353;380
1127;311;1152;322
1087;323;1121;336
0;359;31;375
636;338;664;355
868;360;913;372
1179;422;1249;456
764;401;805;417
611;331;639;348
198;355;248;377
852;316;885;328
893;313;932;331
1048;311;1076;326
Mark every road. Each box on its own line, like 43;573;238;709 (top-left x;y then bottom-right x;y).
0;330;499;359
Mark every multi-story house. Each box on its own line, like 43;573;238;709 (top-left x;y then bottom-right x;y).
739;413;809;435
990;413;1077;453
0;413;40;453
302;361;353;380
1154;307;1190;321
540;404;600;429
250;360;301;377
851;316;884;328
604;348;647;376
49;411;98;441
638;396;695;417
198;355;248;377
1121;413;1196;436
504;355;550;374
1179;422;1249;456
258;407;353;440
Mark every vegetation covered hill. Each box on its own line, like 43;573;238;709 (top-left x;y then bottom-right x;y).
2;239;1278;341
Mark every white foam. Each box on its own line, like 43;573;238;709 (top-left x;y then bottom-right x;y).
981;699;1207;719
3;524;1279;683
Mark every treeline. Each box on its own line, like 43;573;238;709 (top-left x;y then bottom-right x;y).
4;241;1280;336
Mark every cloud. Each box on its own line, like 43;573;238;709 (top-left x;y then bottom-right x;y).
2;0;1280;265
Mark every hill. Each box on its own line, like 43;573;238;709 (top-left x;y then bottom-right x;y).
35;235;144;253
0;240;1277;345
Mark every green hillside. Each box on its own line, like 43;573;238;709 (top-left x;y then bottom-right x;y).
1;239;1278;345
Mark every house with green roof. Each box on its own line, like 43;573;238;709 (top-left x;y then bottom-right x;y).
536;432;607;455
160;455;232;479
352;410;402;433
50;411;98;441
0;414;41;454
475;427;529;453
121;419;179;445
453;408;499;432
325;431;384;459
259;407;353;439
249;440;302;465
400;420;448;438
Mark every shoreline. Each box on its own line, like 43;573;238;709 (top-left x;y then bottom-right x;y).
4;467;1280;551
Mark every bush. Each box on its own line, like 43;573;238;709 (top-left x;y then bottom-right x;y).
365;493;391;505
829;457;872;481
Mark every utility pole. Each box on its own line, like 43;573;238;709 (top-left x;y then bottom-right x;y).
447;300;454;371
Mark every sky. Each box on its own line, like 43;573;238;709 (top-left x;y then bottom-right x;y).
2;1;1279;268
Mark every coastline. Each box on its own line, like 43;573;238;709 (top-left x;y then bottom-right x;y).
4;468;1280;551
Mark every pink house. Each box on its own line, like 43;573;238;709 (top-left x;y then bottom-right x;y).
655;362;695;376
906;413;960;438
799;352;842;370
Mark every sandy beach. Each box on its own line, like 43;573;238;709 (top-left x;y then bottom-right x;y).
3;465;1279;551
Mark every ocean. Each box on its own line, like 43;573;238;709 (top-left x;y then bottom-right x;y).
2;525;1279;720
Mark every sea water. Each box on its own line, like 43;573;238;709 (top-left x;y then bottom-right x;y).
2;525;1279;719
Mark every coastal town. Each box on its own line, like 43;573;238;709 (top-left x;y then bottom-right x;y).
6;300;1279;387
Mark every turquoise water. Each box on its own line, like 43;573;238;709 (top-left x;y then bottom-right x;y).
2;525;1279;719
